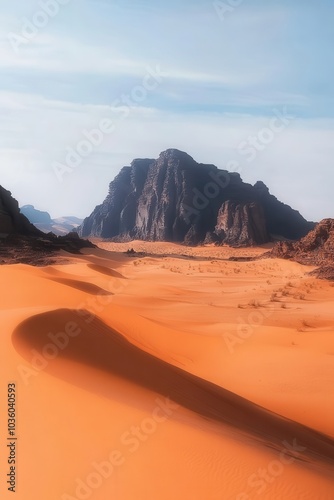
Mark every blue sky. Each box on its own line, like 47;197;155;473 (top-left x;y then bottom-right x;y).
0;0;333;220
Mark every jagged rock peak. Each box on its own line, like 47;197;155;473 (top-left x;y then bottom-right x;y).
158;148;195;161
78;149;315;246
254;181;270;194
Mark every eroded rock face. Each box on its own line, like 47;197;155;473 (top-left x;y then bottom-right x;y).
79;149;314;246
271;219;334;265
214;201;269;246
0;186;40;236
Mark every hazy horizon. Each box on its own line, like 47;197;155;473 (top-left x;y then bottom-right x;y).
0;1;333;221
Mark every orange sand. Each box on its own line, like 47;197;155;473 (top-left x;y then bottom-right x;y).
1;242;334;500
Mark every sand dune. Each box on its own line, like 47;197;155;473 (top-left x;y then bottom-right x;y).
87;263;127;279
1;242;334;499
12;308;334;469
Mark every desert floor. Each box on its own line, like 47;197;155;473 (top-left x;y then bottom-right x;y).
1;241;334;500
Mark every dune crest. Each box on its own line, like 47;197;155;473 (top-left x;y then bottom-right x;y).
13;308;334;470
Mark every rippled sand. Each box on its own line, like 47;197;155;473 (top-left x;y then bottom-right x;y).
1;242;334;499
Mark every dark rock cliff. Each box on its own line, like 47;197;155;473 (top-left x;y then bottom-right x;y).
0;186;41;236
79;149;314;246
214;201;269;246
0;186;95;265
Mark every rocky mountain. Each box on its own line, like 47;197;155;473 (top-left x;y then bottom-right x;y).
78;149;315;246
271;219;334;265
20;204;52;225
0;186;94;265
20;205;83;236
270;219;334;280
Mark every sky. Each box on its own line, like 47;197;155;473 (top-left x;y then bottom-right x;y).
0;0;333;221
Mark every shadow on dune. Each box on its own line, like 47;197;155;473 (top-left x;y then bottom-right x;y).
12;308;334;469
47;278;113;295
87;264;127;279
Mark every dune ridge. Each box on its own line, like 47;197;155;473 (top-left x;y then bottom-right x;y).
12;308;334;471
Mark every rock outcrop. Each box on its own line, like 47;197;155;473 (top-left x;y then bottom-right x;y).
0;186;94;265
271;219;334;266
79;149;314;246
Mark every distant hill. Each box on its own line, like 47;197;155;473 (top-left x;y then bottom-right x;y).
20;205;83;236
78;148;315;246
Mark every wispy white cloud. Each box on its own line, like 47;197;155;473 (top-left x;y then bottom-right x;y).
0;0;332;220
0;88;333;220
